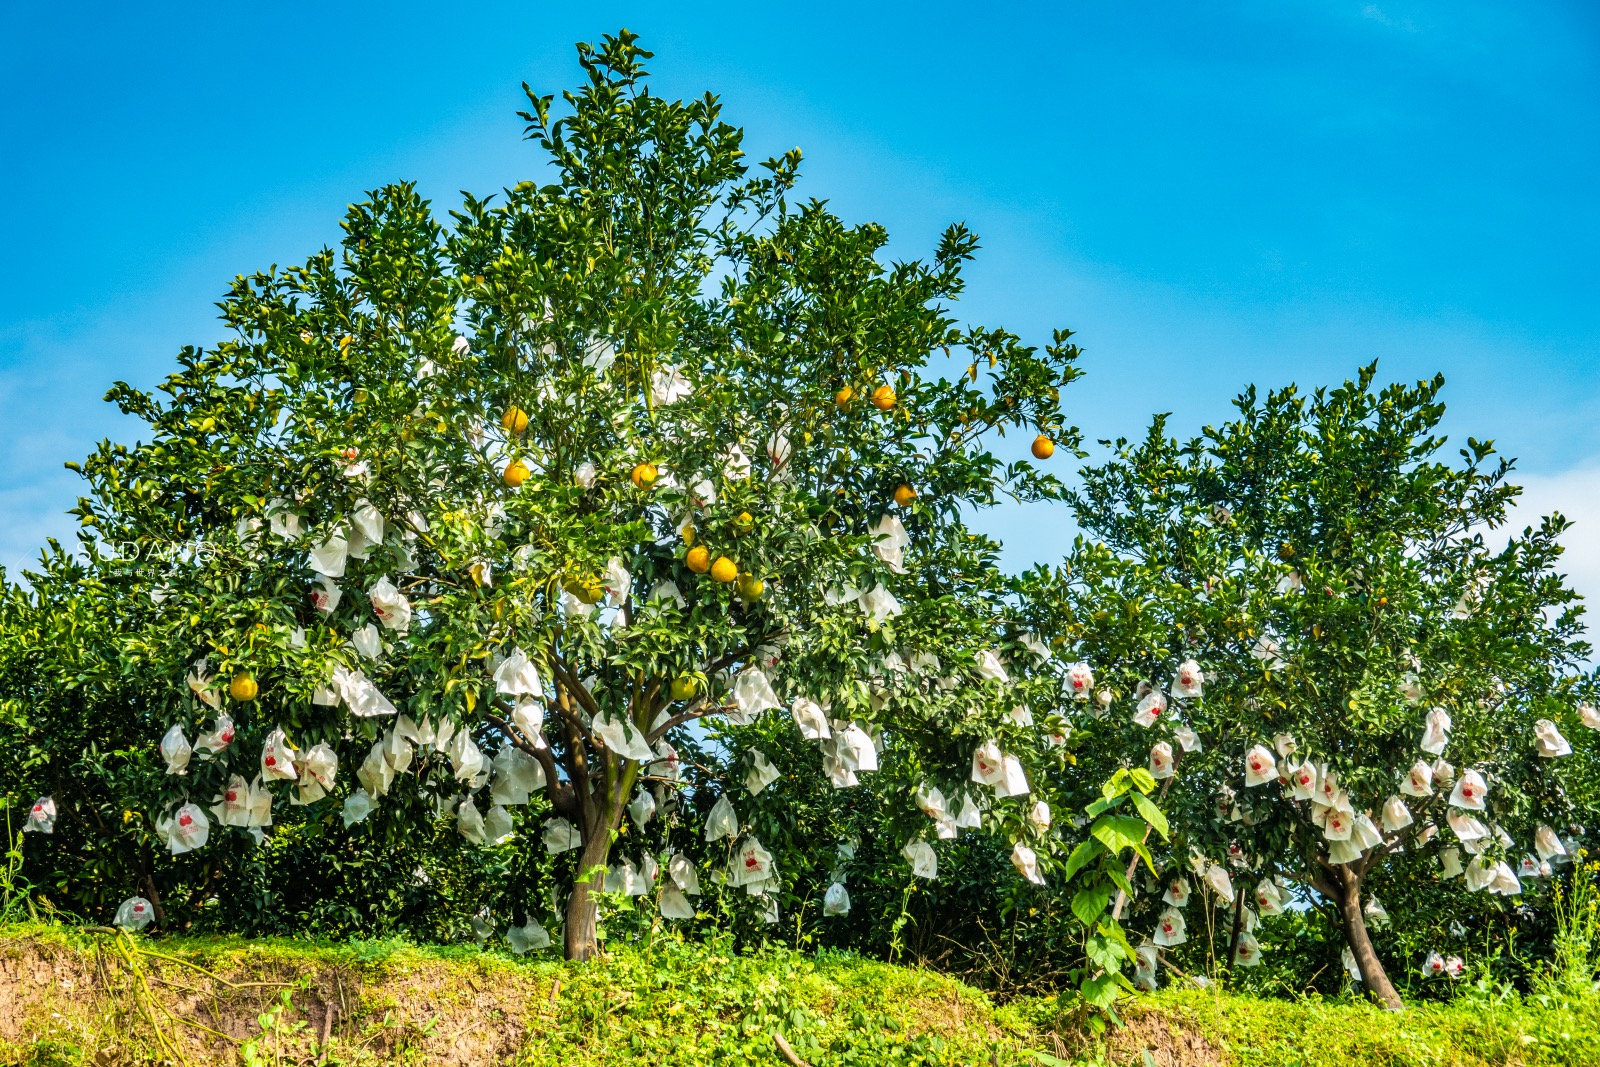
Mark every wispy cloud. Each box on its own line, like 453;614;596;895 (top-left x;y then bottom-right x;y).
1361;4;1417;31
1505;462;1600;622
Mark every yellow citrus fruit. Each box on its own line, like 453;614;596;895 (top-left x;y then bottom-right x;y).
733;511;754;533
686;545;711;574
503;460;530;487
229;673;258;702
564;576;604;605
710;556;738;583
632;463;659;490
1031;435;1055;460
834;386;854;409
737;573;766;601
501;406;530;434
681;524;697;547
871;384;896;411
893;484;916;506
670;675;698;701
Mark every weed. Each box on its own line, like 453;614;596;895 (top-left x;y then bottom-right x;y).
1;806;38;925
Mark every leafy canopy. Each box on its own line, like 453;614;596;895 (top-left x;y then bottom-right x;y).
12;31;1090;960
1033;364;1594;1001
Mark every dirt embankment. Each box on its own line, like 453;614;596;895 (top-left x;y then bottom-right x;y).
1;928;1239;1067
1;929;555;1065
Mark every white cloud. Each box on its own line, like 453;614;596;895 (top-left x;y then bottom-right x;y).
1504;463;1600;619
1360;4;1417;31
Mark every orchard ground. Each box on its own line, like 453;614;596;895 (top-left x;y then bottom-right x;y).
3;923;1598;1067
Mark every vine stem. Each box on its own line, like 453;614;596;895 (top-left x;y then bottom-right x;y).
86;927;291;1061
1110;768;1179;922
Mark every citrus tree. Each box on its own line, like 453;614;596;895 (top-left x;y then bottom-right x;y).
23;32;1095;961
1027;366;1595;1009
0;544;174;918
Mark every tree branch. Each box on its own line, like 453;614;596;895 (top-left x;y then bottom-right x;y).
646;697;735;744
552;682;599;836
773;1033;811;1067
485;705;577;820
1309;862;1343;905
549;658;604;726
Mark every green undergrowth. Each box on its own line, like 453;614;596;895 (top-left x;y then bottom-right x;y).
1020;986;1600;1067
2;923;1597;1066
1153;986;1600;1066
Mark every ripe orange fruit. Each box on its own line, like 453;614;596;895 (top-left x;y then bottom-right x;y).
1031;435;1055;460
501;406;530;434
686;545;711;573
503;460;530;487
834;386;855;408
893;484;916;506
710;556;738;583
871;384;896;411
631;463;659;490
229;673;258;702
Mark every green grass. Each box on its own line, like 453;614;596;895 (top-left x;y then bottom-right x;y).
1083;987;1600;1066
2;923;1597;1066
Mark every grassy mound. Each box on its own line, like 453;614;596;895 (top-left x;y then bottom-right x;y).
2;923;1019;1066
2;924;1596;1066
1034;989;1600;1067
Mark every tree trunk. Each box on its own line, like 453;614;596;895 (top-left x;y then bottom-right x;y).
563;829;613;962
1334;867;1403;1011
1226;882;1245;977
138;840;166;925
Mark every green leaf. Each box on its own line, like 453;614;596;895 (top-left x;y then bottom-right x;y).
1085;794;1124;818
1081;972;1121;1010
1130;791;1169;841
1063;838;1105;881
1090;814;1148;855
1086;933;1128;971
1099;918;1137;959
1128;767;1157;793
1071;884;1114;926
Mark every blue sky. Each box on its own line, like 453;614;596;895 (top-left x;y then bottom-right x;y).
3;2;1597;595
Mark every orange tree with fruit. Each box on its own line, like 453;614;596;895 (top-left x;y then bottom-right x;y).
1025;368;1598;1008
9;33;1147;963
